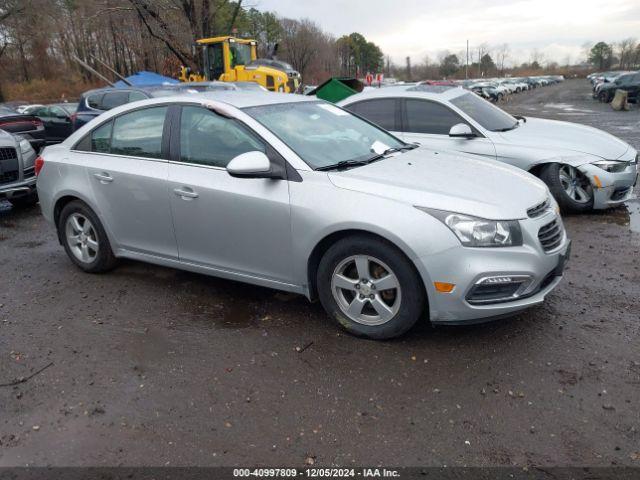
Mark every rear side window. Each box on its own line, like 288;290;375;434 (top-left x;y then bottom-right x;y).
179;106;265;168
87;94;104;109
110;107;167;159
102;92;130;110
91;121;113;153
346;99;397;130
405;99;466;135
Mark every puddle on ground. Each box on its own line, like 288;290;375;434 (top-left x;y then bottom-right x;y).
543;103;595;114
583;202;640;233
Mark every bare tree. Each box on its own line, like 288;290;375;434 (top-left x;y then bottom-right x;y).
495;43;510;75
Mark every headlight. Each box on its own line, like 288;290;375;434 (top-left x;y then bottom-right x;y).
592;160;629;173
16;136;33;155
417;207;523;247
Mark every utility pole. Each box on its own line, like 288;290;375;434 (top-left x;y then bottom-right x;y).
466;40;469;79
406;56;412;81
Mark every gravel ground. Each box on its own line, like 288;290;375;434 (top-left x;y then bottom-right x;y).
0;79;639;468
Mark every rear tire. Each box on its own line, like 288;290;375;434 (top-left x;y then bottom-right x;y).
58;200;117;273
598;91;610;103
539;163;594;213
317;235;426;340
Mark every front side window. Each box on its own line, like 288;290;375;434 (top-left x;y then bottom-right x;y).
244;101;405;169
450;92;518;132
179;106;264;168
346;99;397;131
405;99;467;135
110;107;167;159
229;42;252;68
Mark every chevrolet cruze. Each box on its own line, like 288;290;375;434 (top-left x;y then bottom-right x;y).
36;92;570;339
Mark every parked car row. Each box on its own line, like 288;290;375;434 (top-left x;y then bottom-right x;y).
588;70;640;103
458;75;564;102
31;83;636;340
0;82;265;150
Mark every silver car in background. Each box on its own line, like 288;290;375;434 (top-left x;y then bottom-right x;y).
36;92;570;339
339;86;638;213
0;129;39;207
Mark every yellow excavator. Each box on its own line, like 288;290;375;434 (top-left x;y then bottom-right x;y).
178;36;301;93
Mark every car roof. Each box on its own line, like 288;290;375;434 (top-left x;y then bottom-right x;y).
338;85;468;104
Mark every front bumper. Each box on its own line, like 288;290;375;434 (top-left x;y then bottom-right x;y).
578;162;638;209
417;211;570;324
0;175;37;200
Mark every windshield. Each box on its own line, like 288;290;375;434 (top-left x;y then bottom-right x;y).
229;42;252;67
244;101;405;169
450;92;518;131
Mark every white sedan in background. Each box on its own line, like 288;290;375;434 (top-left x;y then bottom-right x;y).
339;85;638;212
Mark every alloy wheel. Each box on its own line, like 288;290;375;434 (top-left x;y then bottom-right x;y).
65;213;99;263
331;255;401;326
558;165;592;204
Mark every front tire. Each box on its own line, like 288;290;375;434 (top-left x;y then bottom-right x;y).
540;163;594;213
598;91;610;103
317;235;426;340
58;200;117;273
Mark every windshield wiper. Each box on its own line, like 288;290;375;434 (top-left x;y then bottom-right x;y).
316;144;417;172
492;121;520;132
315;159;379;171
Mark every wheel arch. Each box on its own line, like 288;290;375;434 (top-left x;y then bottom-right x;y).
52;192;113;247
306;229;428;306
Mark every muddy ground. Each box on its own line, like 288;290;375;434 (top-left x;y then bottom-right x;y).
0;79;639;467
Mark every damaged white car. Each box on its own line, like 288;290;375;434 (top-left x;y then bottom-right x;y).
339;86;638;212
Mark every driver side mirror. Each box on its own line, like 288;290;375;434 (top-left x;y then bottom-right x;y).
449;123;476;139
226;151;283;179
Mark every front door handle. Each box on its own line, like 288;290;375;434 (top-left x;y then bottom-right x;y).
173;187;199;200
93;172;113;184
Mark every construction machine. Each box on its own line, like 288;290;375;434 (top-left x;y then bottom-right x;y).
178;36;301;93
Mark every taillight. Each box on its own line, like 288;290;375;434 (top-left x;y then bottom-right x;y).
69;113;77;131
34;156;44;176
32;119;43;128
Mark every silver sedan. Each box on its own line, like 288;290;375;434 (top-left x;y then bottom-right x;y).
36;92;570;339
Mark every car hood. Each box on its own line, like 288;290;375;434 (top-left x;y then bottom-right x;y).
496;117;630;160
328;147;548;220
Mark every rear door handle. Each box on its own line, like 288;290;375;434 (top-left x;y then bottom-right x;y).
93;172;113;184
173;187;199;200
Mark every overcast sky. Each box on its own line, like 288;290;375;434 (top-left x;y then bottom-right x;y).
255;0;640;66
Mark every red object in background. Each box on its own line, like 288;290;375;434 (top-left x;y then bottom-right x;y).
365;73;373;85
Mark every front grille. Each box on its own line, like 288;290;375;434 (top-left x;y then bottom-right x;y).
527;199;549;218
0;147;18;161
0;171;19;185
0;147;19;185
538;219;563;252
